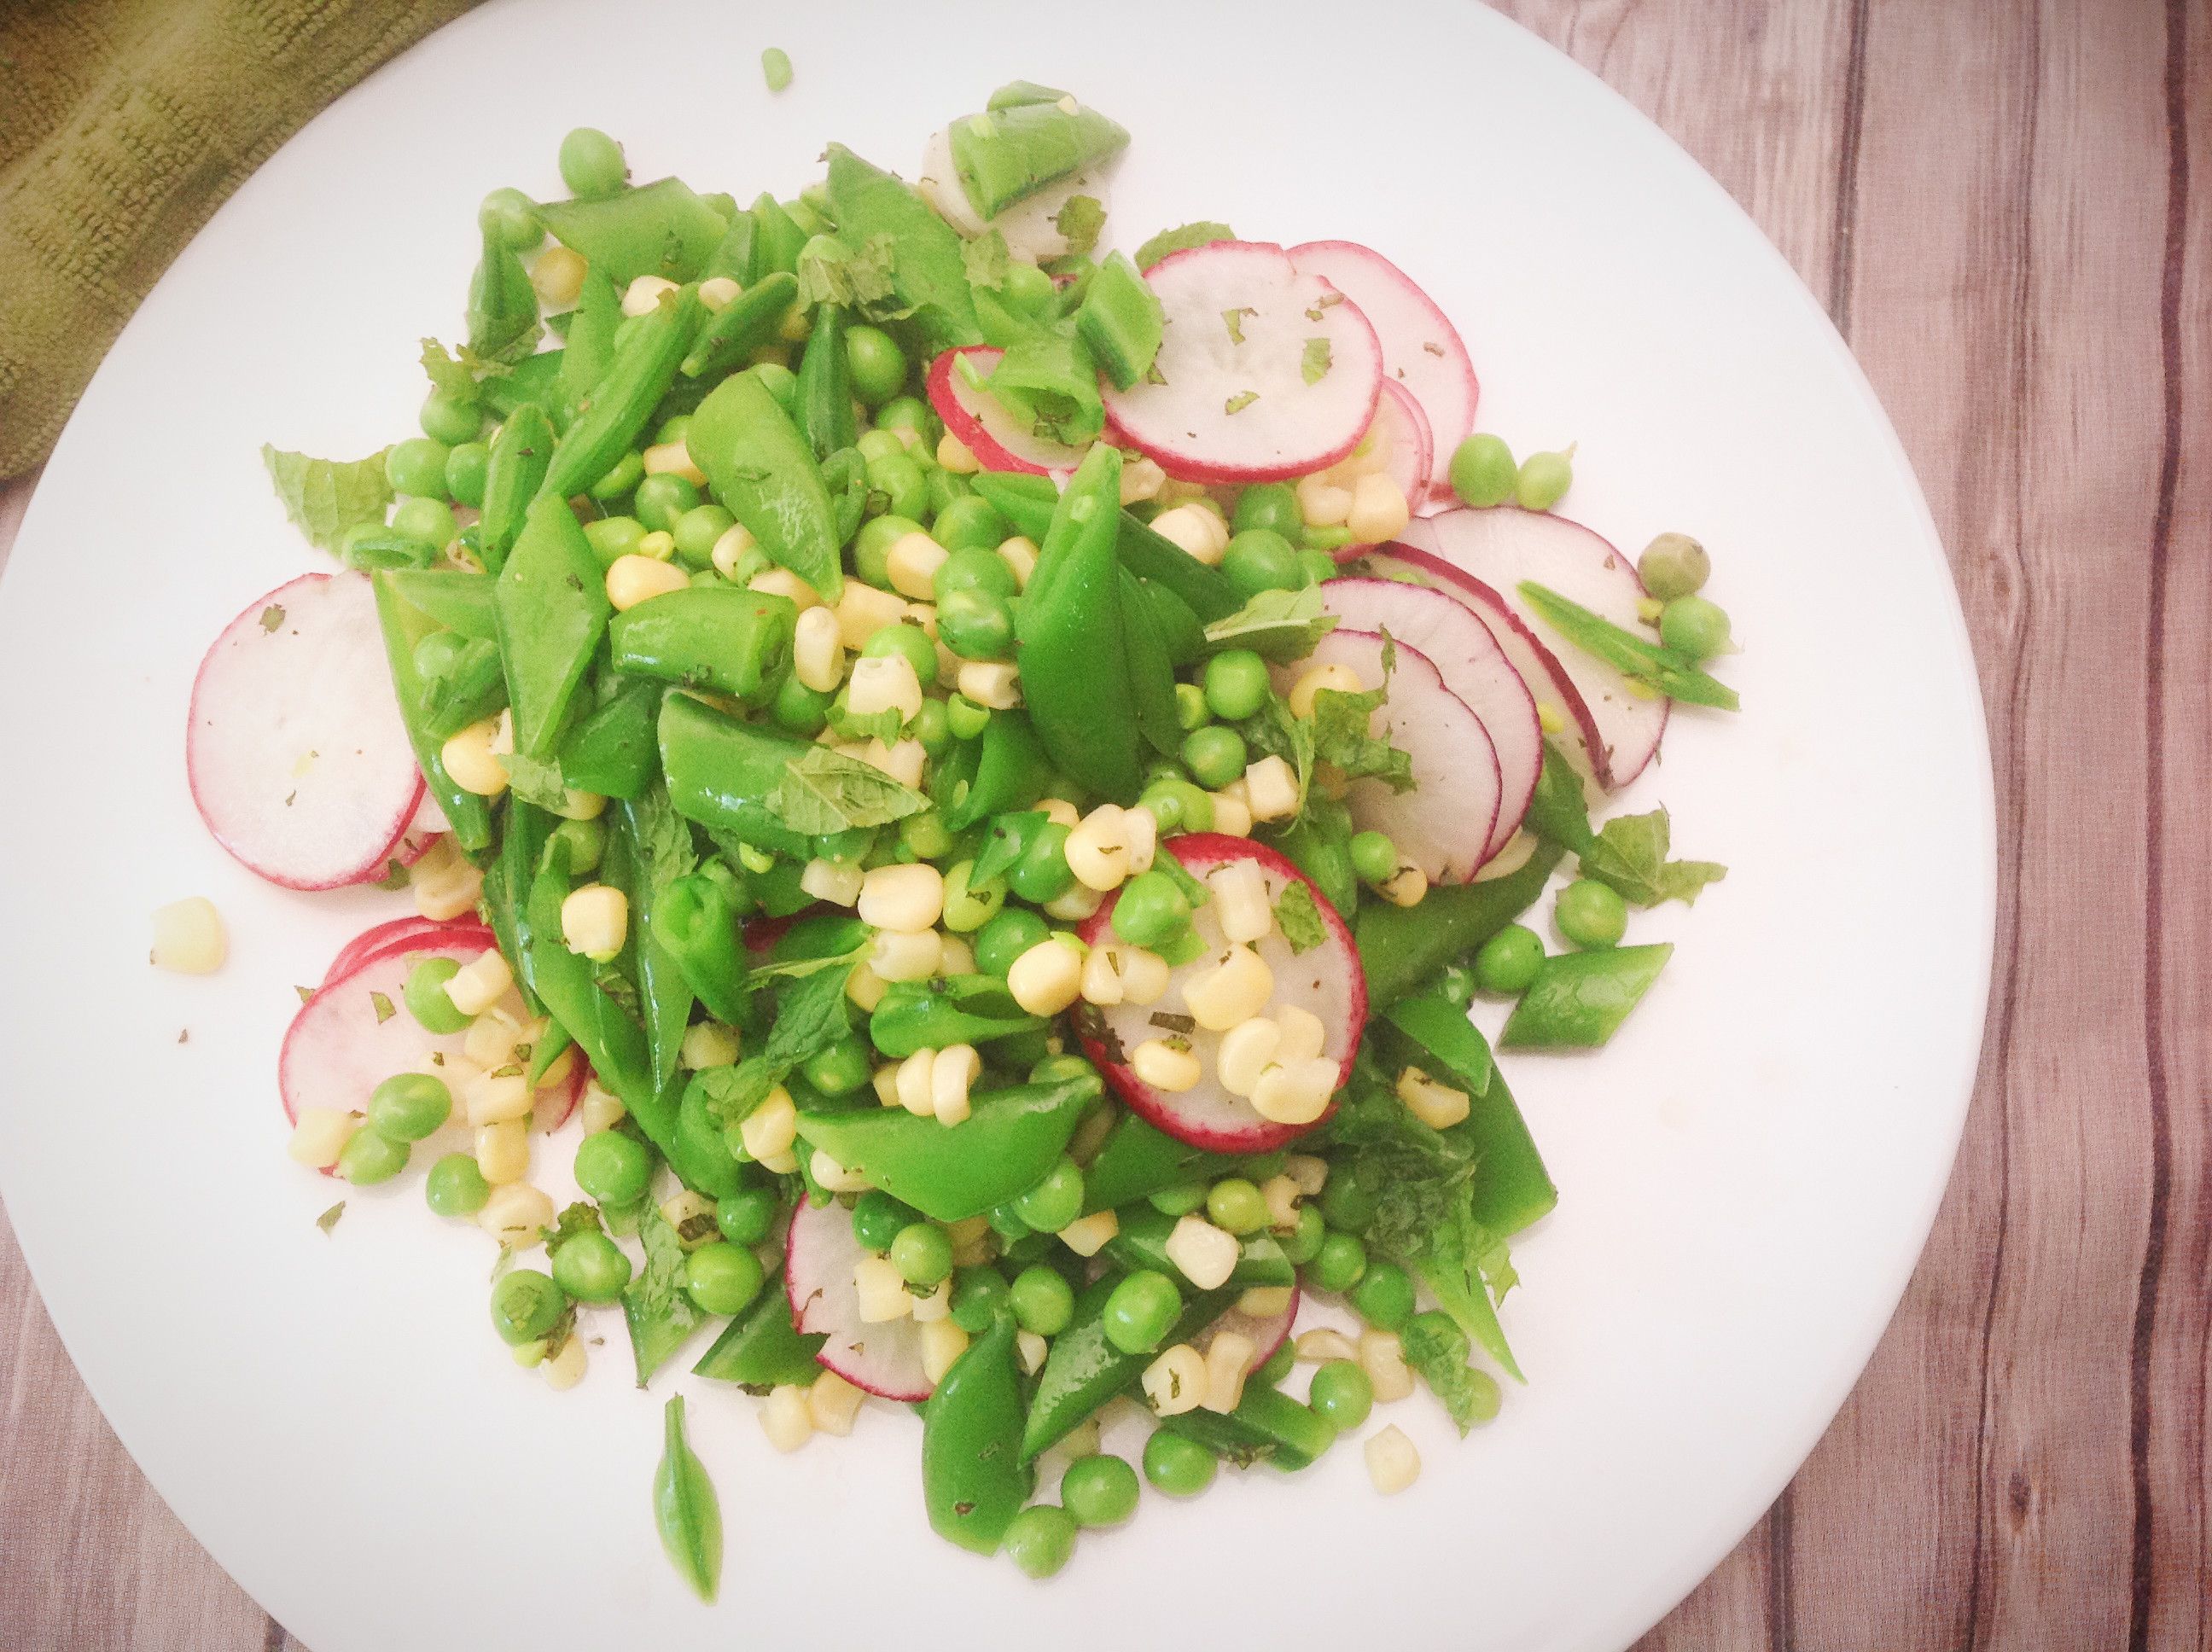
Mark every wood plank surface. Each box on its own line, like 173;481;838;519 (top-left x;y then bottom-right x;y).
1;3;2204;1648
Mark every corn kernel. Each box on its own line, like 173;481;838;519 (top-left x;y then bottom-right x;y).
800;857;864;906
1237;1285;1293;1318
895;1047;936;1117
870;927;944;982
697;275;741;311
621;274;679;317
476;1119;530;1184
885;532;949;600
1359;1328;1417;1401
478;1181;554;1246
1183;945;1273;1031
464;1069;533;1126
1150;503;1230;565
560;883;628;962
410;836;486;920
710;522;760;580
1121;803;1159;874
1275;1003;1328;1064
854;1254;912;1321
529;246;587;309
1164;1214;1240;1290
1039;798;1081;828
1243;754;1301;822
931;1044;980;1127
579;1082;626;1132
1201;1331;1255;1413
1296;474;1353;527
1365;1424;1422;1494
859;736;926;788
1058;1209;1119;1258
1065;805;1131;892
936;430;980;473
749;566;821;611
1080;943;1126;1007
1397;1064;1472;1130
1208;859;1272;945
1017;1329;1050;1376
859;863;946;934
1260;1173;1304;1230
442;951;511;1018
1295;1327;1358;1364
996;535;1039;589
1007;939;1083;1015
1116;945;1171;1005
844;962;888;1010
810;1371;865;1435
793;606;845;692
681;1021;740;1069
287;1106;357;1168
761;1384;814;1451
956;660;1022;709
1377;864;1429;907
938;933;975;975
1130;1038;1201;1092
1347;472;1412;545
1142;1343;1207;1415
1284;1153;1330;1196
441;713;510;797
847;653;923;723
1043;882;1103;922
739;1086;798;1160
1251;1055;1337;1126
606;554;689;611
835;580;909;650
1289;662;1365;719
642;439;707;487
1217;1016;1282;1097
660;1189;717;1248
541;1332;588;1390
921;1317;970;1383
1119;456;1167;504
149;897;226;974
1209;789;1254;836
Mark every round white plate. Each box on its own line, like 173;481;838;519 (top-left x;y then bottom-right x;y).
0;3;1993;1648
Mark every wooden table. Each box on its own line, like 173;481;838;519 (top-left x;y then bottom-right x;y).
3;2;2204;1645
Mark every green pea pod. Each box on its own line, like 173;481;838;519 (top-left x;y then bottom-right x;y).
378;568;496;639
465;220;539;360
969;811;1048;884
494;493;610;760
1271;794;1359;918
949;100;1130;219
1075;249;1164;389
651;1394;722;1602
969;471;1237;623
1114;568;1184;759
986;79;1072;111
681;270;799;381
1016;445;1145;800
653;873;752;1027
614;782;700;1092
541;177;729;288
1161;1384;1336;1472
478;403;555;574
821;146;983;358
558;680;661;800
1104;1206;1294;1288
1353;843;1564;1009
795;304;855;462
1021;1279;1232;1462
524;852;673;1149
1499;943;1674;1050
478;350;564;420
540;286;701;503
819;446;871;549
766;910;870;969
672;1074;745;1197
702;207;760;283
922;1311;1032;1555
556;270;621;428
939;712;1052;830
338;530;436;573
657;693;818;860
794;1075;1095;1223
686;369;843;601
693;1269;824;1388
416;634;508;739
368;572;494;852
480;796;553;1016
1378;997;1555;1236
868;976;1045;1058
1135;575;1204;668
608;586;797;705
986;323;1105;445
1079;1113;1239;1214
750;192;808;277
1516;581;1740;711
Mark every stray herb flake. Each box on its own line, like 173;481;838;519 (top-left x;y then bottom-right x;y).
1301;337;1332;385
315;1201;346;1235
1272;881;1326;954
761;46;793;92
1225;390;1258;416
1053;194;1106;259
259;605;286;632
1222;306;1256;345
369;991;395;1024
1148;1010;1196;1034
294;985;315;1005
1303;291;1345;322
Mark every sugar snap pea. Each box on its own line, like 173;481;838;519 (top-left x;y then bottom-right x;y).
369;571;494;852
653;1394;722;1602
494;492;610;759
679;270;798;381
541;177;728;288
477;403;554;574
685;369;842;600
539;285;701;503
608;586;796;706
922;1310;1031;1555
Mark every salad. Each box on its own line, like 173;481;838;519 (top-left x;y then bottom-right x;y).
163;73;1739;1591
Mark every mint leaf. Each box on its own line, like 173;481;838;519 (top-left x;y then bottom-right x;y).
1134;220;1235;270
1052;195;1105;259
419;339;480;404
760;964;856;1068
1272;880;1325;954
550;1201;606;1248
768;747;929;835
1580;808;1726;907
1221;306;1255;345
1310;685;1413;792
623;1207;706;1385
1202;585;1338;662
1301;337;1332;385
961;228;1011;293
1400;1312;1487;1434
1236;693;1314;808
260;445;393;553
502;748;571;812
826;701;906;744
741;940;871;986
690;1058;779;1131
797;233;900;311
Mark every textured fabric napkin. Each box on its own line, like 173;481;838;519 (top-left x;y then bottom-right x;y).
0;0;480;480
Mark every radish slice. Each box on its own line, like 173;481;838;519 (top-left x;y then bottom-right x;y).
917;127;1115;264
1286;241;1478;499
1194;1286;1300;1373
1276;630;1499;885
927;346;1089;476
279;937;493;1127
1398;510;1669;788
1099;241;1382;484
785;1197;932;1402
537;1055;585;1132
1365;381;1435;527
1076;835;1365;1153
188;572;423;891
322;916;493;987
1318;577;1540;860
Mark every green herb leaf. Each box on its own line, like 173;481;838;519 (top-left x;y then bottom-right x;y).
1134;220;1236;271
961;228;1012;293
315;1201;346;1235
760;45;793;91
826;701;906;744
690;1057;780;1131
1523;740;1596;849
1222;306;1255;345
1272;880;1325;954
1053;194;1106;258
1580;807;1727;907
741;939;872;986
1237;693;1315;809
260;445;393;553
1202;585;1339;662
797;233;900;311
502;748;572;813
259;605;287;632
550;1201;606;1248
369;991;395;1025
1400;1312;1487;1434
768;746;930;835
1301;337;1332;385
1516;581;1740;711
623;1207;707;1385
419;339;480;404
1224;390;1258;416
1310;686;1413;791
654;1395;724;1603
761;963;858;1068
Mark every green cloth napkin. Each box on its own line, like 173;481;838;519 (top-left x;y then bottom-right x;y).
0;0;480;481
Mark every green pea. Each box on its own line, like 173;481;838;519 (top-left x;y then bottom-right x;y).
934;544;1018;602
1170;684;1210;735
557;127;627;199
574;1129;653;1205
1013;1158;1086;1234
1555;878;1627;949
1205;1177;1269;1236
1103;1269;1183;1355
1639;532;1711;601
1279;1204;1326;1265
1515;448;1575;511
934;587;1010;660
1003;1505;1078;1579
1659;595;1732;660
385;438;452;501
1308;1230;1367;1293
1061;1453;1140;1528
1001;259;1058;319
1110;870;1192;951
1201;651;1271;723
1221;528;1302;600
673;503;736;567
633;472;701;534
852;1190;917;1253
425;1152;490;1216
583;514;649;567
911;696;952;753
685;1242;766;1316
392;496;457;550
1307;1359;1374;1429
655;415;693;446
553;1230;633;1303
1180;724;1249;790
1143;1429;1217;1497
875;394;939;444
404;957;471;1033
477;186;541;250
1301;524;1353;556
1319;1162;1379;1232
1137;777;1213;835
945;693;991;741
548;815;606;877
862;620;940;686
490;1269;566;1345
770;674;832;736
1256;1339;1296;1386
976;909;1051;978
800;1035;873;1097
931;494;1008;553
941;860;1007;934
421;392;483;450
856;428;906;465
1474;923;1545;993
748;358;798;410
1001;823;1070;905
844;324;909;405
948;1265;1010;1333
444;440;492;508
588;446;647;502
1448;433;1517;509
1295;547;1341;587
337;1127;408;1186
865;448;932;521
853;513;923;587
1349;1259;1415;1329
1233;481;1301;538
716;1186;780;1246
1147;1181;1208;1218
1349;829;1399;884
367;1072;451;1142
1008;1263;1075;1336
892;1222;955;1287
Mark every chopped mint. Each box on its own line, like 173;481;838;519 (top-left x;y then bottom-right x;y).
761;47;793;91
1134;220;1235;270
260;445;393;554
1052;194;1105;259
1272;881;1326;954
1301;337;1332;385
1224;390;1258;416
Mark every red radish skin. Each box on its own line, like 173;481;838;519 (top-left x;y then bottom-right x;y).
1195;1286;1300;1374
1318;576;1541;859
1076;835;1365;1154
1397;510;1669;788
1099;241;1383;484
279;939;493;1129
926;346;1088;476
536;1055;585;1132
188;572;426;890
784;1198;933;1402
1369;381;1435;526
322;917;493;987
1286;241;1479;500
1277;630;1499;884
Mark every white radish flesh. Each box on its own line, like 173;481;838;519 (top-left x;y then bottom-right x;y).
917;127;1113;264
784;1197;934;1402
926;346;1089;475
279;939;490;1127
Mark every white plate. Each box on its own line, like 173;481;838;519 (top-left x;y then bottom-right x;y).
0;3;1993;1648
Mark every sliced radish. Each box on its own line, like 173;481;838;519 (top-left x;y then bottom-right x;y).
917;126;1115;263
279;937;492;1128
927;346;1089;476
1194;1286;1300;1373
322;916;493;987
1099;241;1382;484
1286;241;1478;499
1365;381;1435;526
410;789;451;836
1276;630;1499;885
785;1197;932;1402
1318;577;1540;860
1076;835;1365;1153
1398;510;1669;788
188;572;423;891
537;1054;585;1132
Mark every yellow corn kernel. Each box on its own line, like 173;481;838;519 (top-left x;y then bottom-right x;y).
287;1106;357;1169
739;1086;798;1160
579;1082;626;1132
1275;1003;1328;1064
1119;455;1167;504
885;532;950;600
894;1047;937;1117
1260;1174;1304;1231
1042;881;1104;922
461;1015;515;1074
845;961;888;1010
1359;1328;1417;1401
1295;1327;1359;1364
149;897;226;974
870;926;944;982
1201;1330;1254;1413
621;274;680;316
1250;1055;1337;1126
445;950;514;1017
1396;1064;1471;1130
932;1043;980;1126
681;1021;740;1070
410;836;486;920
811;1149;870;1195
1472;830;1540;883
800;857;864;908
1150;503;1229;565
635;529;677;563
1295;474;1353;527
835;580;910;651
479;1181;556;1248
1017;1329;1050;1376
710;522;759;580
1165;1214;1241;1290
476;1119;530;1184
1217;1017;1282;1098
1058;1208;1120;1258
1055;1416;1103;1461
1289;662;1365;719
996;534;1039;589
605;553;689;611
1377;864;1429;907
1237;1285;1293;1318
530;246;587;309
921;1317;970;1383
909;1276;953;1323
806;1370;865;1436
1115;945;1171;1006
1243;754;1301;823
862;736;927;788
858;863;946;934
560;883;628;962
1130;1038;1202;1092
936;429;980;473
938;932;975;975
792;606;845;693
854;1254;912;1321
1347;472;1412;544
955;660;1022;709
760;1383;814;1452
464;1069;533;1126
1080;942;1127;1007
697;275;742;312
642;439;707;487
1065;805;1131;891
872;1062;904;1108
1183;945;1274;1032
1007;938;1083;1015
1121;803;1159;874
441;713;511;797
1284;1153;1330;1196
1208;859;1272;945
1365;1424;1422;1494
1039;797;1081;829
540;1331;588;1390
1142;1343;1208;1416
748;567;822;614
1208;789;1254;837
